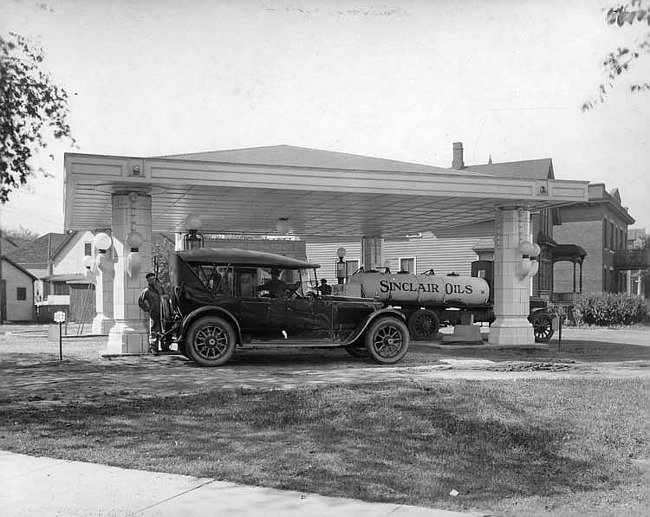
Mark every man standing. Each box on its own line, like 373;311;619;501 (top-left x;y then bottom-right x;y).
318;278;332;295
138;272;161;354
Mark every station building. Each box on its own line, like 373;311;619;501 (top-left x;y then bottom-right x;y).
63;143;590;354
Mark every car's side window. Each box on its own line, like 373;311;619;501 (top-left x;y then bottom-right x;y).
238;268;258;298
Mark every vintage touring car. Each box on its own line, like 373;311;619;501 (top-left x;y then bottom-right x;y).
157;248;410;367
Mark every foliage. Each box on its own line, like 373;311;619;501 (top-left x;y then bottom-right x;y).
582;0;650;110
1;225;40;247
0;32;75;203
545;302;577;326
151;233;175;289
573;292;648;326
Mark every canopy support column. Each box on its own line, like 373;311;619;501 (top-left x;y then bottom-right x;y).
488;207;536;346
361;236;383;271
105;192;153;354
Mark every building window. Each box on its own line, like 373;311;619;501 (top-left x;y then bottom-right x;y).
17;287;27;301
84;242;92;256
609;221;614;250
399;257;416;274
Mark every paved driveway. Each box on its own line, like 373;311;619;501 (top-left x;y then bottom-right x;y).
1;325;648;410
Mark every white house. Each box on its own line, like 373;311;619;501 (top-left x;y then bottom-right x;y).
0;256;38;322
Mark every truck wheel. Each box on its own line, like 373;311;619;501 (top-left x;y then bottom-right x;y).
532;313;554;343
407;309;440;341
365;317;410;364
185;316;236;366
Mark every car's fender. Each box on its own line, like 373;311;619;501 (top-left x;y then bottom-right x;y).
180;305;243;344
527;307;548;323
342;307;407;346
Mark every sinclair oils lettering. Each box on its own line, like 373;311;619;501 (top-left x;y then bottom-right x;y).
349;272;488;305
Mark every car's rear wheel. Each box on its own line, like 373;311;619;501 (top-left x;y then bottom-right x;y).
365;317;410;364
185;316;236;366
407;309;440;341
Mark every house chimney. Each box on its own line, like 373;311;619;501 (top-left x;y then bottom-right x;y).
452;142;464;169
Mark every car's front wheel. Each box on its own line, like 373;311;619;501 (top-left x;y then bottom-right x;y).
185;316;236;367
365;317;410;364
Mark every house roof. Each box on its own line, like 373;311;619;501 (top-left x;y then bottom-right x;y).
552;244;588;263
158;144;484;176
5;232;76;266
1;235;18;250
464;159;555;180
1;256;39;280
42;273;88;283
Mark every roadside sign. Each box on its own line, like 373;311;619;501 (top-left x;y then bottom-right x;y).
54;311;66;323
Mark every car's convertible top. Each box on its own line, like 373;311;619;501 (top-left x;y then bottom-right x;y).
176;247;320;269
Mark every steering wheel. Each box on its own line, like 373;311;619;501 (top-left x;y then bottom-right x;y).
285;282;302;299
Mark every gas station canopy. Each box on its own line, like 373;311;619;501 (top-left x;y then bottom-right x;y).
64;145;589;238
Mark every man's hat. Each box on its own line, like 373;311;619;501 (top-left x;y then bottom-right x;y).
145;272;156;279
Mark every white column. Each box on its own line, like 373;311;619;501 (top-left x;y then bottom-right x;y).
91;253;114;334
105;192;152;354
488;208;536;346
174;231;184;251
361;236;383;271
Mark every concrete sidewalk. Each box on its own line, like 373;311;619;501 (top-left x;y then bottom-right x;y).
0;451;484;517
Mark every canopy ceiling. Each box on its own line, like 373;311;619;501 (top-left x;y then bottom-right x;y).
64;146;589;240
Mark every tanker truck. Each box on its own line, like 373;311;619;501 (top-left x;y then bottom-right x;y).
345;260;554;343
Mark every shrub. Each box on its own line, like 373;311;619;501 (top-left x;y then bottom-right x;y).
573;293;648;326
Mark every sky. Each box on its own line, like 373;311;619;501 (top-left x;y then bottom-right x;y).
1;0;648;235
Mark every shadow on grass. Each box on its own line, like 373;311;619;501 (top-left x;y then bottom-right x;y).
425;339;650;364
1;380;644;510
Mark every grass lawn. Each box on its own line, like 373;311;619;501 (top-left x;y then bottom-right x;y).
1;377;648;516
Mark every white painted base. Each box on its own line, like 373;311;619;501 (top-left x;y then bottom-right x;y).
488;317;535;346
91;315;113;335
105;319;150;354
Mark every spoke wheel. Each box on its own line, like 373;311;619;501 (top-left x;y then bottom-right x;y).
365;317;410;364
407;309;440;341
532;314;554;343
186;316;236;366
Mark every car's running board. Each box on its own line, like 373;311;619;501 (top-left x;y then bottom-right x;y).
238;340;342;348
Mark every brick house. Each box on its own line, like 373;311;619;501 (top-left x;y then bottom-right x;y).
553;184;636;295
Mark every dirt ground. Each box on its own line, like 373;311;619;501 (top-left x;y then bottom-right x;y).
1;324;648;410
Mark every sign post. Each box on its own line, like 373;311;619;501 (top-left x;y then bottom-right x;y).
54;311;66;361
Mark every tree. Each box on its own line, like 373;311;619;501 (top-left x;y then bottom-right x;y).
0;32;75;202
1;225;40;248
582;0;650;111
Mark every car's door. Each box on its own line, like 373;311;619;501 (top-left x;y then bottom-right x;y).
284;298;317;339
309;298;336;341
238;268;286;340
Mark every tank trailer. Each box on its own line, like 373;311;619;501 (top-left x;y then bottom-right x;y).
346;260;554;343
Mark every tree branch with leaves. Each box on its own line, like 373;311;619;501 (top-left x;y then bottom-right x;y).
0;32;75;202
582;0;650;111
